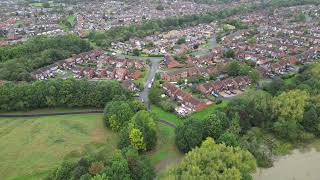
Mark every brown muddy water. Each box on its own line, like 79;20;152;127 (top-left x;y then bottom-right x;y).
253;149;320;180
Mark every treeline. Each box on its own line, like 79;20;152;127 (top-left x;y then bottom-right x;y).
47;148;154;180
0;35;91;81
175;63;320;167
0;79;129;111
88;0;319;48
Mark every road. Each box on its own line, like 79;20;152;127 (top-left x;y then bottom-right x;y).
139;57;162;108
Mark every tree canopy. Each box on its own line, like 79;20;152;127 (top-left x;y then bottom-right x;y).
166;138;256;180
0;79;129;111
272;90;309;140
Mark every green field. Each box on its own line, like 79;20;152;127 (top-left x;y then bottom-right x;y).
151;106;183;126
0;114;118;180
190;101;228;119
67;15;76;27
31;2;43;7
0;107;186;179
148;122;183;174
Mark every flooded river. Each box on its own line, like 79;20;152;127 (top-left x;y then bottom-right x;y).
253;149;320;180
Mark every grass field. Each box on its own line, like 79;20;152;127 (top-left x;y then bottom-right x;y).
67;15;76;27
0;113;118;180
148;122;183;174
151;106;183;126
190;101;228;119
31;2;43;7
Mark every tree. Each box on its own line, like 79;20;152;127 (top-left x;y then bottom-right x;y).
263;77;285;96
226;61;240;76
132;49;141;56
166;138;256;180
224;90;274;132
104;101;135;131
54;161;76;180
91;174;107;180
202;111;229;140
156;4;164;10
239;128;273;168
128;110;157;151
302;104;320;135
176;37;186;45
223;49;235;59
249;69;261;83
175;118;204;153
129;128;146;151
148;87;163;105
272;90;309;140
102;151;131;180
219;131;239;147
123;147;154;180
89;161;104;176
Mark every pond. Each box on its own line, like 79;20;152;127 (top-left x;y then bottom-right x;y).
253;148;320;180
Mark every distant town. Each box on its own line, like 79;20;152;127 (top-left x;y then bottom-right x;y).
1;1;320;180
2;1;319;116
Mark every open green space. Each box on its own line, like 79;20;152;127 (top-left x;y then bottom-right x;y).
67;15;76;27
31;2;43;7
151;106;183;126
0;114;118;180
148;122;183;173
190;101;228;119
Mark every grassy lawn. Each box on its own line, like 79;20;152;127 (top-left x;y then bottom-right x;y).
148;122;183;174
190;101;228;119
151;106;183;126
0;114;118;180
67;15;76;27
31;2;43;7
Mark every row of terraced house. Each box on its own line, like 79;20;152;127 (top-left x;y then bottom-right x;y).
32;49;145;81
196;76;252;96
162;82;208;114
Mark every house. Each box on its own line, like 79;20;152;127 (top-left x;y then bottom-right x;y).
163;54;182;68
163;82;179;99
127;70;142;80
160;67;218;81
183;95;208;112
162;82;208;113
114;68;128;80
197;76;251;95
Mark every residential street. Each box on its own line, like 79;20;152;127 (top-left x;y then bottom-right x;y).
139;57;162;107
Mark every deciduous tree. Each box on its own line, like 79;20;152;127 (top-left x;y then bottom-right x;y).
166;138;256;180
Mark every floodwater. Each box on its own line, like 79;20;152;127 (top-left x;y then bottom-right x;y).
253;149;320;180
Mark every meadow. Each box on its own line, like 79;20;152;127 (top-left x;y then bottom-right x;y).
0;113;118;180
0;107;184;179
